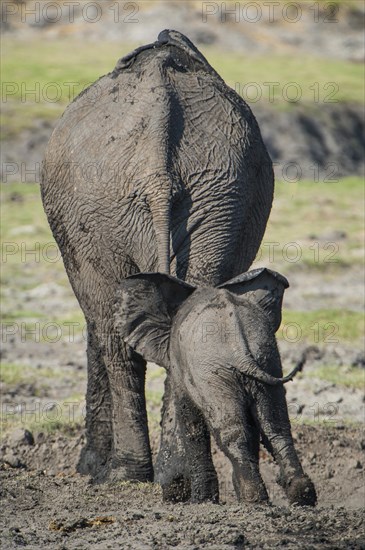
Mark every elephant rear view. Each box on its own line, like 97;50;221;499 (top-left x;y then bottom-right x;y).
41;30;274;485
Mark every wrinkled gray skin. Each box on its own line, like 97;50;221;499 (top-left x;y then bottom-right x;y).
41;30;274;487
116;268;317;506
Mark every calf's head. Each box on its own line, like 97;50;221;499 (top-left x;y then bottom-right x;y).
114;269;297;385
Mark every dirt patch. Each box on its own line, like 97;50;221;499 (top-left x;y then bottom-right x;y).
0;424;364;549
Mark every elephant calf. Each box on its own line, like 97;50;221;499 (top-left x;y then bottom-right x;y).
115;267;317;506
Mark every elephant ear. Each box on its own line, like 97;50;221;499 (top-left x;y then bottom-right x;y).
218;268;289;332
114;273;196;368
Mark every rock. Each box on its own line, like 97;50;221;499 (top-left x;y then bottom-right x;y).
308;452;317;464
9;428;34;447
312;230;348;242
9;225;37;236
3;453;22;468
36;432;46;444
348;459;363;470
351;352;365;369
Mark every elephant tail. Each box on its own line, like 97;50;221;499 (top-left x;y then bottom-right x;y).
233;353;305;386
149;189;171;274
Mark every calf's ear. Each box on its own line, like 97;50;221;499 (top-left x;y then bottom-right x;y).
114;273;196;368
219;268;289;332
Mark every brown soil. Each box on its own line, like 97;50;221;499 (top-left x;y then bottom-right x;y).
1;421;364;549
0;404;365;550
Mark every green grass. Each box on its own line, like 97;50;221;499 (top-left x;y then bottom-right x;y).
280;309;364;344
256;177;365;273
1;310;47;321
1;363;66;385
28;419;84;436
145;387;164;409
1;413;84;438
147;366;165;381
1;38;136;139
0;183;70;293
145;366;165;429
291;417;363;427
311;364;364;389
27;391;86;436
0;363;86;437
212;52;364;107
1;183;47;234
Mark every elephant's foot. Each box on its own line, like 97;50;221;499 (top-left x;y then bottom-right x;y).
155;446;190;502
161;472;219;503
77;445;109;478
161;475;191;503
190;468;219;503
286;476;317;506
79;448;153;484
156;451;218;503
233;473;269;504
156;457;217;503
102;455;153;483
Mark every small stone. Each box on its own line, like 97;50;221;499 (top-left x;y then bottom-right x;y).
3;453;21;468
9;428;34;447
324;466;334;479
131;513;144;520
36;432;46;444
351;352;365;368
348;459;363;470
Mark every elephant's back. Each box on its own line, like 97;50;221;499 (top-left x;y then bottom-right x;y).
41;59;168;200
42;42;271;200
41;39;273;282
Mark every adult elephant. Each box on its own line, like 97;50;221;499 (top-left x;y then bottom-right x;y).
41;30;274;492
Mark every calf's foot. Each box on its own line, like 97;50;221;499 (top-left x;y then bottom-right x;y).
286;475;317;506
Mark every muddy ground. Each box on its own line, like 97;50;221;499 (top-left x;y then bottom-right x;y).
0;424;364;549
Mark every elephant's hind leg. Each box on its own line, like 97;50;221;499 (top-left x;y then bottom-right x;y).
155;376;191;502
157;379;219;504
253;385;317;506
203;388;268;504
104;338;153;482
77;323;113;477
176;393;219;503
66;260;152;482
